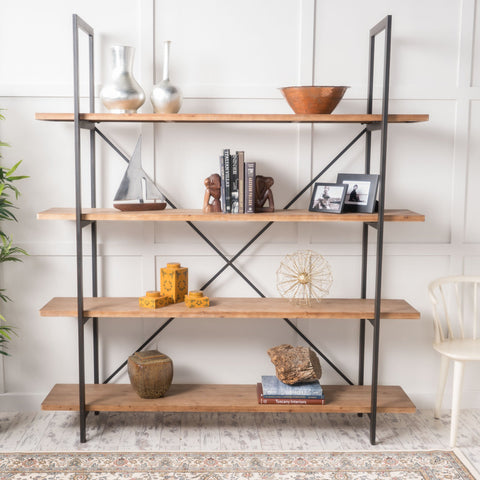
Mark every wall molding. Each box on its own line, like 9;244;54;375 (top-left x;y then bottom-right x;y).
5;84;480;101
18;241;480;258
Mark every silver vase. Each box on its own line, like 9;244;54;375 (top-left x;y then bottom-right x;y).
100;46;145;114
151;41;182;114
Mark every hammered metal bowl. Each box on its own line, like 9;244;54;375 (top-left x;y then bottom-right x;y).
280;86;349;114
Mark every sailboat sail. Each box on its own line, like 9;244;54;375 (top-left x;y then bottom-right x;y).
114;136;164;202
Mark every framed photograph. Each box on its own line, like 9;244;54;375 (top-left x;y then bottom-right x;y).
309;182;347;213
336;173;380;213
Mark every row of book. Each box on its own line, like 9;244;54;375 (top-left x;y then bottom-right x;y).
219;149;256;214
257;375;325;405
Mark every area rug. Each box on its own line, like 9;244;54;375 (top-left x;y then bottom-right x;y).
0;450;477;479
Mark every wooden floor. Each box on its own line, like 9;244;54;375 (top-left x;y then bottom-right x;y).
0;410;479;475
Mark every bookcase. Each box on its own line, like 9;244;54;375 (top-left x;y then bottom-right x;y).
36;14;428;444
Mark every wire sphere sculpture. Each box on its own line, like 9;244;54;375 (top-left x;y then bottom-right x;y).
276;250;333;305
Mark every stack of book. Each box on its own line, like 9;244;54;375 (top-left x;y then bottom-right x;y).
257;375;325;405
219;149;256;214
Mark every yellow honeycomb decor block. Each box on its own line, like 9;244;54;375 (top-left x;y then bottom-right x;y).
139;291;171;309
160;262;188;303
185;290;210;308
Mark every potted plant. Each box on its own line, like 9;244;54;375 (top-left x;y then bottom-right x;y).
0;111;28;356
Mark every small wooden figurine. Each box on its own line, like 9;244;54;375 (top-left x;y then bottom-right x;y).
203;173;222;213
255;175;275;212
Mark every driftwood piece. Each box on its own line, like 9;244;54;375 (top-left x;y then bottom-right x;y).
267;344;322;385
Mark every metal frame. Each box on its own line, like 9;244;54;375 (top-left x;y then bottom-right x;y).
72;14;97;444
363;15;392;444
71;14;392;445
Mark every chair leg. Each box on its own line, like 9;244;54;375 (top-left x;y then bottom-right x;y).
450;360;465;448
434;355;449;419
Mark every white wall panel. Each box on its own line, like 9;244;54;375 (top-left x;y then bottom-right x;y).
3;256;79;394
384;100;455;244
0;0;143;97
315;0;460;95
471;0;480;87
465;101;480;242
153;0;300;96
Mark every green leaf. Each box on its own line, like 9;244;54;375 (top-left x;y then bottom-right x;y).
0;290;11;303
7;175;29;181
5;160;23;177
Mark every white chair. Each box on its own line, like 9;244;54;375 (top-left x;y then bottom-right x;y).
428;276;480;447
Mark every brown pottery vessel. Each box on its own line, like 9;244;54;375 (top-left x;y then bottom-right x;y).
127;350;173;399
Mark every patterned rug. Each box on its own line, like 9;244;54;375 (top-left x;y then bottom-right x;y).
0;450;477;479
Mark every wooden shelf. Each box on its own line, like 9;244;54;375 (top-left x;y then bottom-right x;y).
40;296;420;320
41;383;416;413
37;207;425;223
35;112;429;124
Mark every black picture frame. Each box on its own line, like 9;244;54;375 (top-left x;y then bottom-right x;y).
308;182;347;213
336;173;380;213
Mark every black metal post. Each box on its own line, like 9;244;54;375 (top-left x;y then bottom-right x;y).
72;13;95;444
359;28;376;394
86;20;99;389
367;14;392;446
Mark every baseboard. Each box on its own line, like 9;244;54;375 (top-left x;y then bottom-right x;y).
0;393;45;411
409;391;480;410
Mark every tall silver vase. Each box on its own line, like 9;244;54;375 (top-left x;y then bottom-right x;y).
151;41;182;114
100;46;145;114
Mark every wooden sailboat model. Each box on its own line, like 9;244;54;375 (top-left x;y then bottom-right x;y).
113;136;167;211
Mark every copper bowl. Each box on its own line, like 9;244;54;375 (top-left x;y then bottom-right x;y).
280;86;349;114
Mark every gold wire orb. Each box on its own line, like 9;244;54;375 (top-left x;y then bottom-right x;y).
276;250;333;305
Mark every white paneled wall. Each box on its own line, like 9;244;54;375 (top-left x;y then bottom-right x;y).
1;0;479;410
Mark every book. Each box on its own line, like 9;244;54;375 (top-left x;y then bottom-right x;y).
219;155;226;212
244;161;256;213
230;152;239;213
223;149;231;213
237;151;245;213
256;383;325;405
261;375;324;399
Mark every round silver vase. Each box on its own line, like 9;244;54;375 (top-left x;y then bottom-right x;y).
151;41;182;114
100;46;145;114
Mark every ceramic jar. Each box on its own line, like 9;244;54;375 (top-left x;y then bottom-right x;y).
160;262;188;303
139;291;170;309
185;290;210;308
127;350;173;399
